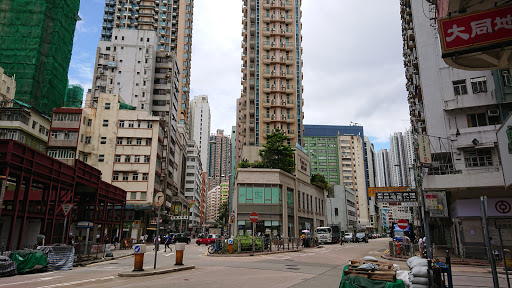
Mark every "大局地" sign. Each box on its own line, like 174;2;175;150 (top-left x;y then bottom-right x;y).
439;5;512;57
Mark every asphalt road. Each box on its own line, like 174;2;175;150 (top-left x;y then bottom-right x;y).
0;238;390;288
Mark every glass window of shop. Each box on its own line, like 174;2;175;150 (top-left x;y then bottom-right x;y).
238;185;281;204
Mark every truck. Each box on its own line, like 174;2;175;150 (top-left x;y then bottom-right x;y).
330;225;341;243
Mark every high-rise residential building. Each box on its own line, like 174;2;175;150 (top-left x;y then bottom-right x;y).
304;125;376;229
236;0;304;164
65;84;84;107
0;0;80;115
185;140;202;230
220;182;229;204
208;129;231;190
0;67;16;102
377;149;391;187
389;132;409;187
364;136;380;231
206;186;221;222
100;0;194;126
401;0;510;250
189;95;211;172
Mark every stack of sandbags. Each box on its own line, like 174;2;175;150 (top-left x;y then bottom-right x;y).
406;256;429;288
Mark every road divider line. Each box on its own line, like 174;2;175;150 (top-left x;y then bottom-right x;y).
0;276;63;287
36;276;116;288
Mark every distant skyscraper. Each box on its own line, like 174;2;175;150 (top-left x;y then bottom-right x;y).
0;0;80;115
236;0;304;163
208;129;231;190
389;130;415;187
100;0;194;126
189;95;211;172
377;149;391;187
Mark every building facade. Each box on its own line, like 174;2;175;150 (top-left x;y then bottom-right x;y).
377;148;391;187
208;129;231;190
236;0;304;164
0;0;80;115
401;0;511;254
326;185;357;233
185;140;202;230
206;186;221;222
64;84;84;107
189;95;211;172
100;0;194;125
0;66;16;102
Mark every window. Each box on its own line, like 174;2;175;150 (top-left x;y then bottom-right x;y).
105;103;111;110
126;138;132;145
113;172;119;181
136;138;142;145
453;80;468;96
335;208;339;216
98;155;105;162
87;119;92;126
100;137;107;144
147;122;153;128
115;155;121;162
123;173;129;181
125;155;131;162
132;173;139;181
144;155;150;163
466;113;488;127
119;120;125;128
128;121;134;128
103;120;108;127
471;77;487;93
32;121;37;129
142;173;148;181
85;136;91;144
83;154;88;163
140;192;146;200
465;148;493;167
117;138;123;145
134;156;140;163
129;192;136;200
146;139;152;145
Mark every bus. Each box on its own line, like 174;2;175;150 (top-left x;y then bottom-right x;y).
315;227;333;244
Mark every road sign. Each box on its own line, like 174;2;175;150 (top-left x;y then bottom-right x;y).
397;219;408;230
249;212;258;223
154;192;165;207
368;186;409;197
376;190;417;203
61;203;74;216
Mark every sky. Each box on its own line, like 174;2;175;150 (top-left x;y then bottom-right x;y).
68;0;411;152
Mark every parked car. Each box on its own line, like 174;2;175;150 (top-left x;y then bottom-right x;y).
196;234;221;245
355;232;368;243
172;233;191;244
343;232;354;243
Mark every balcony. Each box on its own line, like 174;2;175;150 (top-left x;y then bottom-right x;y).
424;166;504;190
286;114;295;123
284;1;293;10
285;28;294;37
285;14;293;24
270;14;286;23
286;70;294;79
286;84;294;94
262;114;272;122
285;55;294;65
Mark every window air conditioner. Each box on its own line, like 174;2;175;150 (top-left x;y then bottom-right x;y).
488;109;499;116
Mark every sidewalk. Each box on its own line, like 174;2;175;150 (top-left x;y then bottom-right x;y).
74;247;135;267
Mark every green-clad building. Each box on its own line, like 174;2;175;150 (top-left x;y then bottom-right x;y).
0;0;80;115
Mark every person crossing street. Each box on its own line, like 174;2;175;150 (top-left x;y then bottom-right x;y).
164;233;172;252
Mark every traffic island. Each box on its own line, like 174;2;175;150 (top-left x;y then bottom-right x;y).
118;265;195;277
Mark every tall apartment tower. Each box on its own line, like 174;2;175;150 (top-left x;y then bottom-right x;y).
376;149;391;187
206;186;221;222
236;0;304;163
0;0;80;115
389;132;408;187
185;140;202;230
208;129;231;191
189;95;211;172
100;0;194;125
401;0;509;248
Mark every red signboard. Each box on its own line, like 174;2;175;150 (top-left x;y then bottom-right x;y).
397;219;408;230
249;212;259;223
439;5;512;56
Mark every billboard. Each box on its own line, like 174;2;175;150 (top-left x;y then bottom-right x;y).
439;5;512;57
418;134;432;165
497;114;512;188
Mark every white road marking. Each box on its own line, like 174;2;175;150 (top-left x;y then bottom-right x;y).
163;252;175;256
36;276;116;288
0;276;62;287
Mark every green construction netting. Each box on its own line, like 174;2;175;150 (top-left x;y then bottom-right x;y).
0;0;80;116
119;102;136;110
64;84;84;107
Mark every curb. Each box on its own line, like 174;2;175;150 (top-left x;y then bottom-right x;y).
118;265;195;277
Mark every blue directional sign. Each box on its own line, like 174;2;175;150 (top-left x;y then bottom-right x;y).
134;246;140;253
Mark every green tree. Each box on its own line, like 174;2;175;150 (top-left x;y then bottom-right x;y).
311;173;330;190
216;202;229;226
259;128;295;174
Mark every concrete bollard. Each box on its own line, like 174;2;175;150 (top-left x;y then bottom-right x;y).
175;243;185;266
133;244;146;271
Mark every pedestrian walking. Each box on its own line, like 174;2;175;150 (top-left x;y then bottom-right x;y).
164;234;172;252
